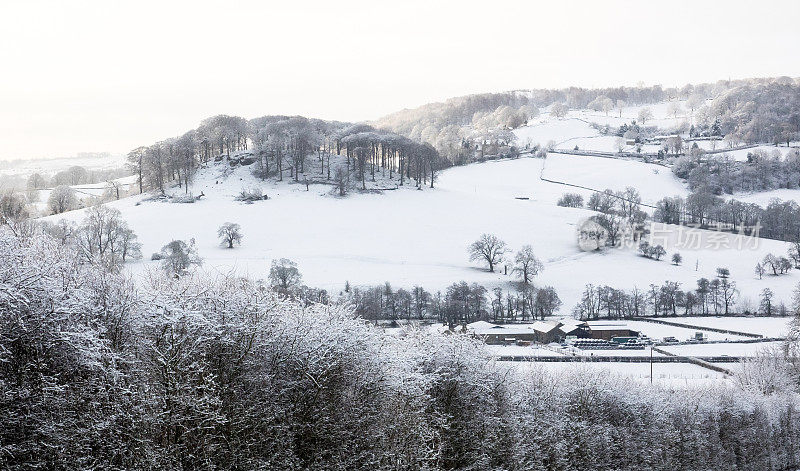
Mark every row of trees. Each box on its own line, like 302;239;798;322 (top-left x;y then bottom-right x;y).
3;226;800;470
574;280;738;320
654;188;800;242
674;148;800;194
346;281;562;327
574;268;740;319
26;165;128;191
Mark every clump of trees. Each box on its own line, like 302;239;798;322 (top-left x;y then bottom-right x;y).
557;192;584;208
347;277;561;327
48;185;78;214
126;114;441;197
761;253;792;276
638;241;666;260
575;187;646;251
74;205;142;270
673;148;800;195
154;239;202;276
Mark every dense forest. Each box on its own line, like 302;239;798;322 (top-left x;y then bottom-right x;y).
2;225;800;470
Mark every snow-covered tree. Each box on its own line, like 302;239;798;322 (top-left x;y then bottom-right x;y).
513;245;543;284
468;233;507;273
48;185;77;214
157;239;202;276
269;258;302;295
217;222;243;248
637;107;653;124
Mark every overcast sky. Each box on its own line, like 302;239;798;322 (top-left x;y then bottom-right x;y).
1;0;799;160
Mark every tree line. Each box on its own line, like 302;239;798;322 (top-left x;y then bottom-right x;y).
376;77;800;166
654;187;800;243
346;281;561;327
674;148;800;195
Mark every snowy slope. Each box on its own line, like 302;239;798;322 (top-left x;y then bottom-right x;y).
43;154;800;314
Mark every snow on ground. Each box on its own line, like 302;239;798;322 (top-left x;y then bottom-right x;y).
722;145;789;162
653;316;794;338
0;153;126;178
485;344;565;357
566;347;667;357
514;118;599;149
41;154;800;313
735;188;800;206
585;320;750;342
542;153;687;204
573;100;696;130
661;341;785;358
512;361;733;388
514;101;696;153
32;175;138;214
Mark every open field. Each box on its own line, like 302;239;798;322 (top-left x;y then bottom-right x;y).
41;152;800;313
650;316;794;338
512;361;735;388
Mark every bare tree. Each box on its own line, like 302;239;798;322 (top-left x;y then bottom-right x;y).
755;263;765;279
637;107;653;124
468;234;507;273
667;101;682;118
0;192;29;226
549;103;568;118
217;222;243;248
513;245;543;284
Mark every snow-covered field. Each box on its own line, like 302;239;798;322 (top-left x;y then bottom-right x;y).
735;187;800;206
41;152;800;313
542;153;686;204
32;174;138;213
584;320;750;342
512;361;734;388
515;101;695;153
652;316;794;338
661;341;785;358
0;153;126;178
486;344;566;357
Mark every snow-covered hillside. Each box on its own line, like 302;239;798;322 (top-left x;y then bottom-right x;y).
43;152;799;313
0;153;126;177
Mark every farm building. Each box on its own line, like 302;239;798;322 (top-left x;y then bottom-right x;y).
466;320;589;345
585;323;640;341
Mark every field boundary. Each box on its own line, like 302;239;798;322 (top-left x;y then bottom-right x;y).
496;354;741;364
637;317;764;338
653;346;735;375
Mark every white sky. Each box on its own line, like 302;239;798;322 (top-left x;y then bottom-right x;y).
1;0;799;161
